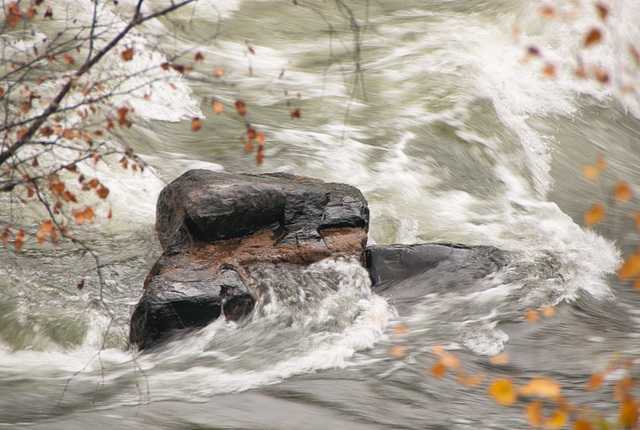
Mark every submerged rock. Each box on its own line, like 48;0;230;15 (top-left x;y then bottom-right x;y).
130;170;369;350
364;243;508;308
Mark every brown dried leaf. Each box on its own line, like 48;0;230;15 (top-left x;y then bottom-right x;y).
96;185;109;199
235;100;247;116
195;51;204;62
585;29;603;48
121;47;134;62
25;7;36;19
290;107;301;119
191;117;203;132
6;3;22;28
63;54;75;65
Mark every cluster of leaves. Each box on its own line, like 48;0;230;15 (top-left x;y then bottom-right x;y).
580;154;640;289
389;307;639;429
517;1;640;95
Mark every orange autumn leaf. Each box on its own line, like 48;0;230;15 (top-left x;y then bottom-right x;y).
214;67;224;77
393;323;408;335
583;203;605;226
545;410;567;429
40;220;54;233
96;186;109;199
431;345;447;357
213;101;223;115
63;54;75;65
245;138;254;153
633;211;640;231
121;47;135;62
440;353;461;370
72;207;95;225
633;276;640;291
525;401;544;427
620;398;639;428
1;228;8;245
6;3;21;28
14;238;24;250
489;353;510;365
36;229;46;246
489;378;517;406
588;372;605;391
191;117;203;132
256;132;265;145
430;361;447;379
255;144;265;165
618;253;640;281
526;310;539;322
541;305;556;317
573;419;594;430
539;6;555;19
235;100;247;116
458;370;485;387
614;181;633;203
25;7;36;19
389;345;406;357
585;29;603;48
615;377;635;401
542;63;557;79
519;377;561;398
582;164;599;180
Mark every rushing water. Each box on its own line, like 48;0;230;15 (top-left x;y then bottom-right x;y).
1;0;640;428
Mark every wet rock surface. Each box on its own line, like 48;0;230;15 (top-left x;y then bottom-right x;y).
130;170;509;350
130;170;370;350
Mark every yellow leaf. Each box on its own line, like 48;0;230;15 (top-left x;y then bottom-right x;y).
525;401;544;427
519;377;561;398
489;378;517;406
544;410;567;429
583;203;605;227
618;253;640;281
613;181;633;203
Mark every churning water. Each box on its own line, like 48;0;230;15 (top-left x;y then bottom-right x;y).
1;0;640;428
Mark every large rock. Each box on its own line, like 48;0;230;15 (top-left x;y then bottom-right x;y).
130;170;369;350
364;243;508;308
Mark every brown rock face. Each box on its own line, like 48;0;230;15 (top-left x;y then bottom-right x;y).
130;170;369;350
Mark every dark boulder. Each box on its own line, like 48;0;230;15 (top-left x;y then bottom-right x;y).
130;170;369;350
365;243;509;307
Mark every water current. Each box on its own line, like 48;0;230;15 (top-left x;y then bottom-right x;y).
1;0;640;428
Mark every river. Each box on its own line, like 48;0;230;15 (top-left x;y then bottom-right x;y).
1;0;640;428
